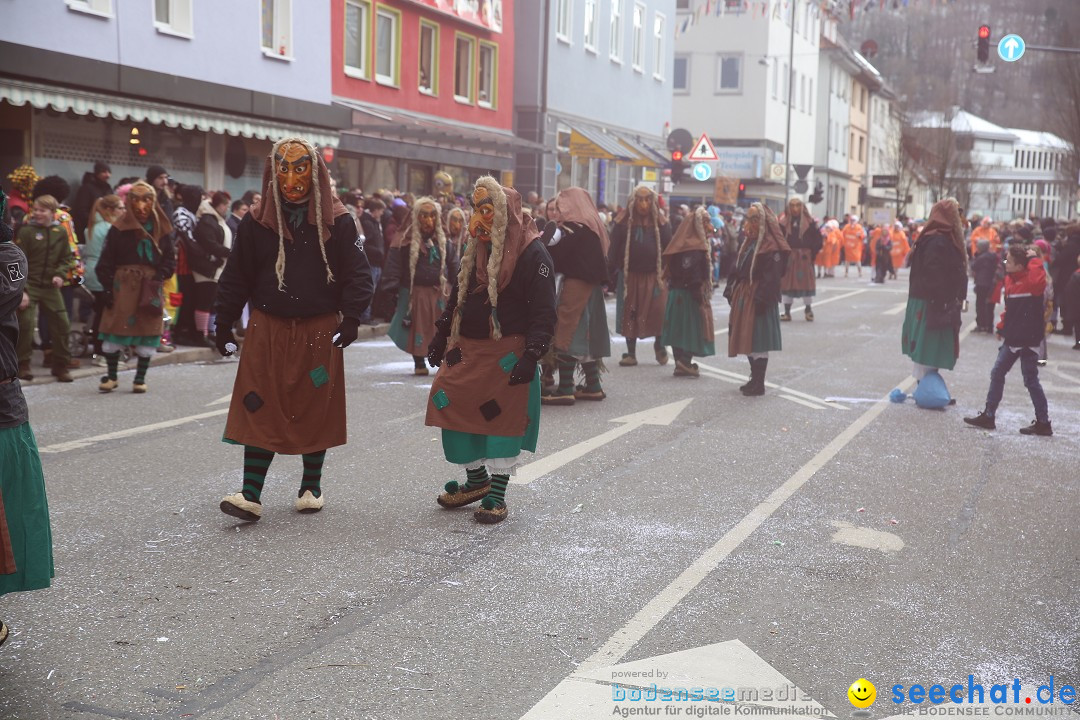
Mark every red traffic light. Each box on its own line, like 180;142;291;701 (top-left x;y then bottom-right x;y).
738;182;746;191
978;25;990;39
671;150;683;162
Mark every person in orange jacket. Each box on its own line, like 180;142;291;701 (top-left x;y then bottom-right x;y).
889;221;911;279
816;219;842;278
842;215;865;277
868;225;883;268
969;217;1001;257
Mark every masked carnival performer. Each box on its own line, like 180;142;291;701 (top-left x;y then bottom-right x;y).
542;187;612;405
609;185;671;367
214;138;373;522
94;181;175;393
425;177;556;524
661;207;715;377
445;206;468;256
778;198;822;322
1;189;54;647
724;203;790;396
384;198;457;375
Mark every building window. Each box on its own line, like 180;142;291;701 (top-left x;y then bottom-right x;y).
652;13;665;80
556;0;572;44
344;0;370;79
374;7;400;86
676;0;691;9
673;55;690;93
156;0;193;38
772;61;778;98
66;0;112;17
632;3;645;72
715;54;742;94
454;33;476;103
808;79;813;114
478;42;497;108
610;0;624;62
584;0;599;52
419;20;439;94
782;62;788;102
260;0;291;56
799;74;805;111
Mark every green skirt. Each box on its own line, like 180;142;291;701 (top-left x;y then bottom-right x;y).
901;297;958;370
0;423;54;596
752;305;783;354
661;289;715;357
441;373;541;464
567;286;611;360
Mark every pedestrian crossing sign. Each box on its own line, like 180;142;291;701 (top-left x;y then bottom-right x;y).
688;133;719;162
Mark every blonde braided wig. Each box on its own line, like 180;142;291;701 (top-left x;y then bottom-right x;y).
407;197;447;314
268;137;334;291
449;176;507;346
623;185;662;297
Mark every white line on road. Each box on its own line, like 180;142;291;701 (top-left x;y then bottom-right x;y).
206;393;233;406
511;399;693;485
38;409;229;454
779;394;827;410
713;289;867;336
883;301;908;316
696;362;847;410
568;321;977;675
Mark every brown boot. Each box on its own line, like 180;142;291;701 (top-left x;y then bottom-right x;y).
17;363;33;382
51;367;73;383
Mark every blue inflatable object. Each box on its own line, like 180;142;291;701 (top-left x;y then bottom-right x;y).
912;371;951;409
889;388;907;404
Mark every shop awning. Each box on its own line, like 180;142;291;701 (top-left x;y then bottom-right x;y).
0;78;340;148
568;125;634;161
334;98;549;155
614;133;667;168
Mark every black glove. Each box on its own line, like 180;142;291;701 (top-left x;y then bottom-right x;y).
101;290;115;309
427;333;447;367
215;323;237;356
509;348;541;386
333;316;360;348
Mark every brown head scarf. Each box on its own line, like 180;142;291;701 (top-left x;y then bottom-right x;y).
449;177;538;345
250;137;349;290
663;207;714;297
111;180;172;248
778;198;811;240
917;198;966;258
555;187;610;256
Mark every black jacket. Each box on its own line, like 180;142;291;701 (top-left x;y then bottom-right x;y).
190;214;231;279
666;249;710;292
380;238;458;292
0;242;27;383
359;211;385;268
725;234;786;308
1052;235;1080;301
435;239;557;356
214;212;373;323
608;219;672;277
783;218;823;256
547;225;608;285
71;172;112;243
95;226;177;288
907;234;967;303
1063;270;1080;324
971;250;1000;290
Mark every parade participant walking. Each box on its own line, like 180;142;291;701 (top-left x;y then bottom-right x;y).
842;215;866;277
191;194;233;344
889;221;911;279
71;161;112;244
778;198;822;321
661;207;714;377
969;216;1001;256
425;177;556;524
971;239;1000;333
83;194;124;361
609;185;671;366
385;197;456;375
14;195;76;383
94;181;175;393
214;138;373;522
872;226;892;284
901;198;967;385
445;206;467;255
725;203;789;396
543;187;612;404
964;245;1053;436
817;219;841;278
0;190;54;648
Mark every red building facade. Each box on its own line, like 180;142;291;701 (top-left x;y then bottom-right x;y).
330;0;529;197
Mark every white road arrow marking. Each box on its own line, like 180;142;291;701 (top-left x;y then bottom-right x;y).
511;398;693;485
521;639;832;719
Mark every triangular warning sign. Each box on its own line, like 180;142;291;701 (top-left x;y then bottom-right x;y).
687;133;719;161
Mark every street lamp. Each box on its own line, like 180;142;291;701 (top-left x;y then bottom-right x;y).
784;0;797;204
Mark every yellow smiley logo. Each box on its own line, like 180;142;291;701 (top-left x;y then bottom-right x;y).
848;679;876;709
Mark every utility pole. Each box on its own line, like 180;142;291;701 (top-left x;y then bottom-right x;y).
784;0;797;204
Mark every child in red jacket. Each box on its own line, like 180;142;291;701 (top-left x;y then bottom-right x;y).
964;245;1052;436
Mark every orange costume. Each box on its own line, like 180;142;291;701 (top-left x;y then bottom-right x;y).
816;226;842;269
969;225;1001;256
842;222;865;265
889;227;910;270
868;227;883;267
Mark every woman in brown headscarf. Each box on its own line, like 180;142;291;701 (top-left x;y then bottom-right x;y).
778;198;822;321
901;197;968;381
724;202;790;396
661;207;715;377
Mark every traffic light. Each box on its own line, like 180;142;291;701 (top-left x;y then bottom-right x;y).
809;181;824;205
977;25;990;63
737;181;747;202
670;150;687;183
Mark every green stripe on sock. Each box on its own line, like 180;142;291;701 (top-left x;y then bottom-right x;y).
134;356;151;383
299;451;325;498
464;465;490;490
484;474;509;506
241;446;274;502
105;352;120;381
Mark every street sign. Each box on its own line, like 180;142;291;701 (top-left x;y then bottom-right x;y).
714;176;738;205
667;128;694;153
692;162;713;182
793;179;808;194
998;34;1025;62
792;164;812;180
872;174;898;188
687;133;719;162
768;163;786;181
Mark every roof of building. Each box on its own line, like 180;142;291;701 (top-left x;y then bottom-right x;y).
1007;128;1071;150
909;108;1017;142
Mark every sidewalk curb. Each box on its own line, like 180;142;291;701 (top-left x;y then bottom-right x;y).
19;322;391;387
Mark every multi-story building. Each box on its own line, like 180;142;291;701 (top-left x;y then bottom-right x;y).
813;33;857;220
672;0;822;212
1007;129;1073;220
515;0;674;204
329;0;538;197
0;0;348;199
845;46;880;219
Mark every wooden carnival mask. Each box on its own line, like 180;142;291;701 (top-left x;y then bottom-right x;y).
633;188;653;217
448;211;464;237
417;202;439;236
275;142;313;204
469;185;495;243
128;185;155;225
